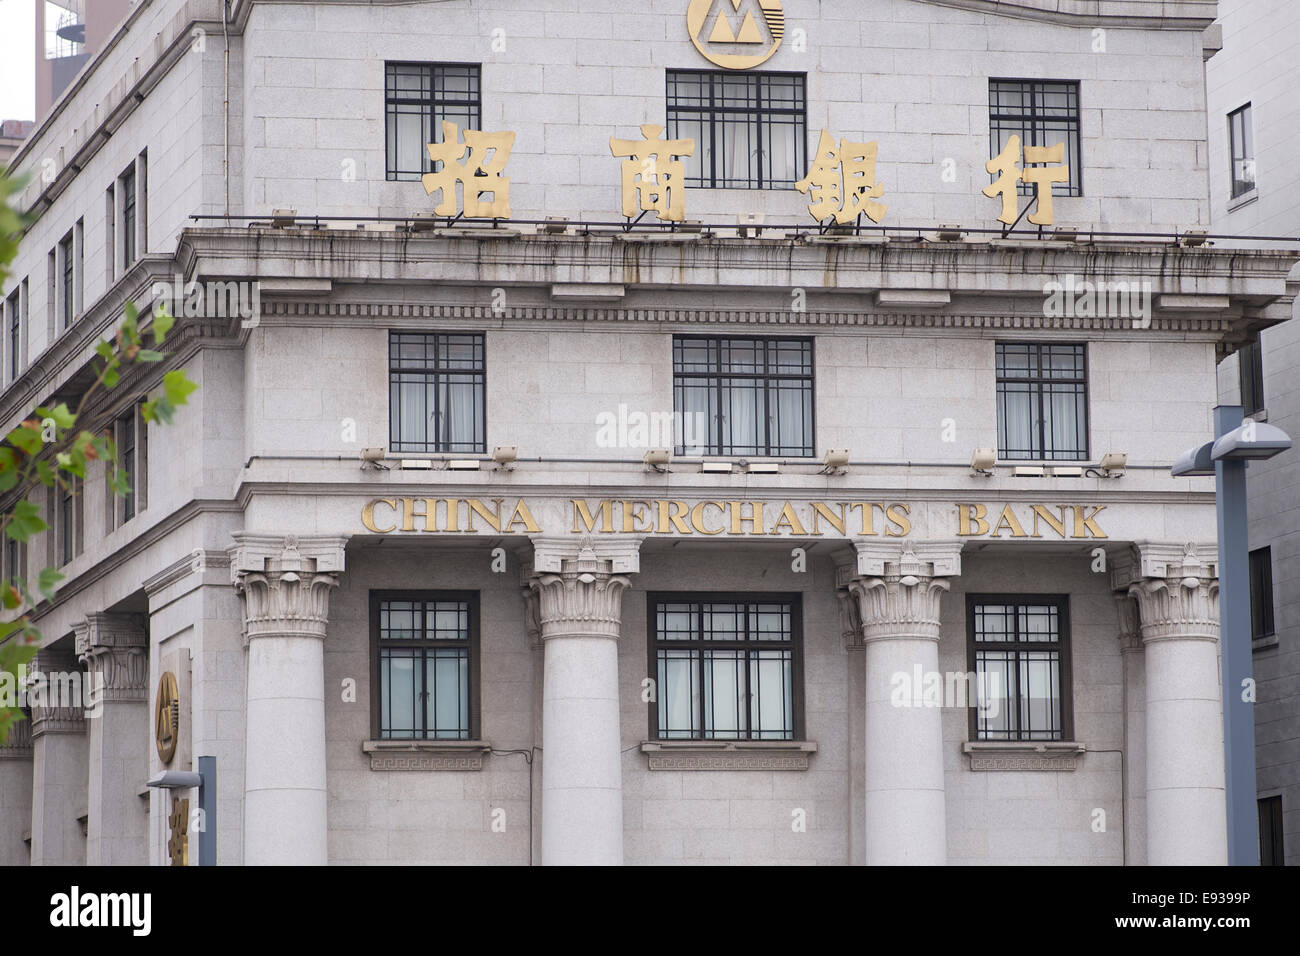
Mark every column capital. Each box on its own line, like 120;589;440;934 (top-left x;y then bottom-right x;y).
1126;542;1220;644
28;645;86;737
229;534;349;642
1111;540;1219;591
0;716;32;759
840;544;959;643
1113;593;1142;654
526;541;635;641
73;612;148;702
525;534;643;576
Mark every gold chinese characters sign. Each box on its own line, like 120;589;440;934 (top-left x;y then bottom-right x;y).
688;0;785;70
361;497;1108;540
155;671;179;764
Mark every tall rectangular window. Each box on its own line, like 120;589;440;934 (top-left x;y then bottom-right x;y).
1229;104;1255;198
4;537;22;588
120;164;136;268
388;332;486;454
649;594;802;740
666;70;806;189
57;478;81;567
969;595;1072;741
4;287;18;381
996;342;1089;461
59;230;74;330
105;184;115;284
989;79;1082;196
385;62;481;181
1250;546;1275;642
1240;333;1264;417
673;335;814;457
371;592;479;740
1259;795;1284;866
110;404;145;529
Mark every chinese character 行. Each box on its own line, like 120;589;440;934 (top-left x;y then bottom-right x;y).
983;134;1070;227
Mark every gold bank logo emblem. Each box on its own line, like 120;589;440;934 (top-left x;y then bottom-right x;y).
688;0;784;70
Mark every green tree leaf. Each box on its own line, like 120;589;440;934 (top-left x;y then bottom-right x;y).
6;499;47;542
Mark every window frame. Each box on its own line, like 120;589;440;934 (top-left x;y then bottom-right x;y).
1249;546;1275;642
966;593;1074;742
108;403;146;530
58;229;74;331
4;286;19;382
120;163;137;269
995;341;1090;462
388;330;487;455
646;591;805;742
672;333;816;458
1239;334;1264;417
1259;794;1284;866
665;69;808;190
1228;103;1255;199
369;589;482;741
384;61;483;182
988;77;1083;198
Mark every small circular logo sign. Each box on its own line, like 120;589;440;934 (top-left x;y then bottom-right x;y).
688;0;785;70
155;671;179;764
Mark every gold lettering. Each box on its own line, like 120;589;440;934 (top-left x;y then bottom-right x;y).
729;500;765;535
849;502;878;536
1071;505;1108;539
1030;504;1068;539
990;505;1028;538
956;503;989;536
361;498;397;533
769;502;808;536
444;499;460;533
622;500;654;534
465;498;504;533
572;499;615;534
401;497;432;532
690;500;726;535
885;503;911;537
657;500;692;534
809;502;846;536
504;499;541;533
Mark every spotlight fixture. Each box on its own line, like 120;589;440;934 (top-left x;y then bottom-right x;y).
643;449;672;472
1181;230;1209;247
970;448;996;476
936;224;964;241
821;448;850;474
446;459;481;471
271;208;297;229
493;446;518;470
1052;227;1078;242
543;217;569;235
736;212;765;238
360;447;389;470
409;212;438;233
1098;452;1128;477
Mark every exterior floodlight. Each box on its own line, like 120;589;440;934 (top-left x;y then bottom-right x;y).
1098;452;1128;476
970;448;996;476
1171;441;1215;477
360;447;385;462
643;449;671;472
271;209;297;228
1182;229;1209;247
147;771;202;790
822;449;850;473
544;217;569;234
493;446;518;465
936;224;963;241
1211;421;1292;461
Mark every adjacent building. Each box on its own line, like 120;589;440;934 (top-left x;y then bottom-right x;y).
1;0;1296;866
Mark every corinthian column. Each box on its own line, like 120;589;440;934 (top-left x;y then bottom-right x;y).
844;543;960;866
75;613;148;866
230;533;346;866
1127;543;1227;865
526;538;639;866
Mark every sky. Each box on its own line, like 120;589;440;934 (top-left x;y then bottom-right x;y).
0;0;36;123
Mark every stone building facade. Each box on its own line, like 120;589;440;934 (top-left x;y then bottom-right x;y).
0;0;1296;865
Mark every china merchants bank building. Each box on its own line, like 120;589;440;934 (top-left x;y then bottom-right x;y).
0;0;1297;867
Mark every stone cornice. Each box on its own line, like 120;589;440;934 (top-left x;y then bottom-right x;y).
915;0;1217;29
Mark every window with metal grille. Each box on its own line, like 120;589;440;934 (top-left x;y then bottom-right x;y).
120;165;136;267
389;331;485;454
59;231;74;330
996;342;1089;461
666;70;807;189
58;478;81;566
989;79;1082;197
1239;333;1264;417
4;287;18;380
649;594;802;740
968;596;1072;741
1259;795;1284;865
385;62;481;181
1229;104;1255;198
1250;547;1275;641
372;593;478;740
673;335;813;457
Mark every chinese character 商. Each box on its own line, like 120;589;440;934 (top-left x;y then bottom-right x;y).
609;124;695;223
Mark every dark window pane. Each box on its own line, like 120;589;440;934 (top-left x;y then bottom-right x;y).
389;332;486;454
989;79;1082;196
385;63;483;181
996;343;1088;460
971;597;1069;741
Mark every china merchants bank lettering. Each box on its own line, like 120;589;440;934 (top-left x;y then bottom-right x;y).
359;498;1107;539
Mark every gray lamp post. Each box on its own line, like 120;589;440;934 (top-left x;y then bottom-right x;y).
1173;405;1292;866
146;755;217;865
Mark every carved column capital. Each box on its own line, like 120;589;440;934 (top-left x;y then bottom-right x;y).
74;612;148;702
526;542;634;641
1113;594;1142;655
229;534;348;643
28;645;86;737
840;544;959;643
0;717;33;759
1127;542;1220;644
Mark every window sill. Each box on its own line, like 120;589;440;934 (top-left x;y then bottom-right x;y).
1247;407;1268;423
1252;633;1279;652
362;739;491;771
640;739;817;771
962;740;1085;771
1227;189;1258;212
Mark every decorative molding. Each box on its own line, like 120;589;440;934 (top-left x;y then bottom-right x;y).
916;0;1217;29
28;646;86;737
962;741;1086;771
843;544;961;642
362;740;490;771
143;549;232;597
525;540;637;641
229;534;348;643
837;587;863;652
73;612;148;703
641;740;817;771
1127;542;1220;644
0;719;33;759
1113;594;1141;654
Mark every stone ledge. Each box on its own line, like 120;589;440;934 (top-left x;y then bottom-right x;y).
640;740;817;771
362;739;491;771
962;740;1086;771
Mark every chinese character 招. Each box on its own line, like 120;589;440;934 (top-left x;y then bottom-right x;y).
422;120;516;219
609;124;695;222
982;134;1069;227
795;129;888;225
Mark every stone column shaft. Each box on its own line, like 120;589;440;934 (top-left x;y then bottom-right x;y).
28;644;88;866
